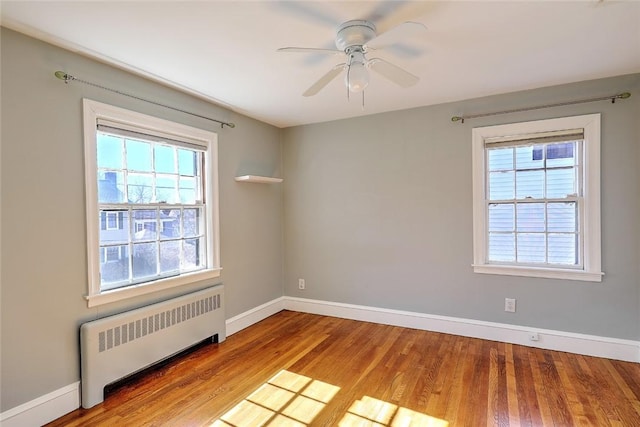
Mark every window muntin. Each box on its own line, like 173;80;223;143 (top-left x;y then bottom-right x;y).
83;99;220;306
471;114;602;282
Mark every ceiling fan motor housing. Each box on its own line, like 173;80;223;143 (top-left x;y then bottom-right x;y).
335;20;377;51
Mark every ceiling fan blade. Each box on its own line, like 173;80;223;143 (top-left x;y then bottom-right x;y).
367;42;424;59
366;21;427;50
363;0;409;24
303;64;346;97
272;1;341;27
278;47;343;55
368;58;419;88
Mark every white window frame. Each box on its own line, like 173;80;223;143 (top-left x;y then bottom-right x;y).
83;99;221;307
472;114;603;282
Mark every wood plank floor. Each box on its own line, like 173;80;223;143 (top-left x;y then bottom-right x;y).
48;311;640;426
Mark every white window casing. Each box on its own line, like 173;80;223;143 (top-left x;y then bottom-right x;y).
471;114;603;282
83;99;221;307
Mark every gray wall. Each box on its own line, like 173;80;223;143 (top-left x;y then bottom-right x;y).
283;74;640;340
0;28;283;411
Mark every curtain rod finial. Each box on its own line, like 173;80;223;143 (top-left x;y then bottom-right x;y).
54;71;74;83
451;116;463;123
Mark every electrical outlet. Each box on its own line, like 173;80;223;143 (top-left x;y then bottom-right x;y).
298;278;305;290
505;298;516;313
529;332;540;341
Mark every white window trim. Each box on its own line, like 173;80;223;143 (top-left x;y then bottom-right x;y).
471;114;603;282
83;99;221;307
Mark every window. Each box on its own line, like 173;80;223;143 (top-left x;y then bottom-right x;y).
472;114;603;281
83;99;221;306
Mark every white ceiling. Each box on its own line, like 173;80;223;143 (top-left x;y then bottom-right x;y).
2;1;639;128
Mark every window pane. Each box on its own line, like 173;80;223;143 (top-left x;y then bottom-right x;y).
178;149;197;176
488;148;513;171
546;168;575;198
159;241;181;274
100;245;130;287
97;134;123;169
126;139;152;172
489;171;514;200
516;170;544;199
517;233;546;263
488;204;514;232
132;209;157;241
183;208;202;237
128;173;154;203
154;145;176;174
547;203;576;232
489;233;515;262
179;177;197;204
159;209;181;240
546;142;576;168
183;237;203;270
156;175;178;204
548;234;577;265
516;203;545;232
98;171;125;203
132;242;157;279
515;145;544;170
99;210;129;244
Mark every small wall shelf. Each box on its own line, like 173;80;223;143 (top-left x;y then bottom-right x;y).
234;175;283;184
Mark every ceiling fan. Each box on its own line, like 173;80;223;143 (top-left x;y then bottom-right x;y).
278;19;426;102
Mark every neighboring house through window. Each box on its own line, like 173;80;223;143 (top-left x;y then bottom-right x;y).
83;99;221;307
471;114;603;281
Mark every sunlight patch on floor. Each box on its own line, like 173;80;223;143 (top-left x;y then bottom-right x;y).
211;371;447;427
339;396;449;427
211;370;340;427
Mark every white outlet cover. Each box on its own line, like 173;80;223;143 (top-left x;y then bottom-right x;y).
505;298;516;312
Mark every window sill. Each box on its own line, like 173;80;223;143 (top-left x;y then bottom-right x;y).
85;268;222;307
472;264;603;282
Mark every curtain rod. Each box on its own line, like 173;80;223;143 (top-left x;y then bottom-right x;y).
54;71;236;129
451;92;631;124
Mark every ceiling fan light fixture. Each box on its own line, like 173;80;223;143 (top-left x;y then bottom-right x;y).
345;48;369;93
346;61;369;92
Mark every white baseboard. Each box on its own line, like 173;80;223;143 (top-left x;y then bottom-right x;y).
226;296;285;336
284;296;640;363
0;382;80;427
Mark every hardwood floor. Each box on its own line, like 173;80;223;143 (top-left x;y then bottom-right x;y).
48;311;640;426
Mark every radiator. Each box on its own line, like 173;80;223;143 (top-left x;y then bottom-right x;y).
80;285;225;408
